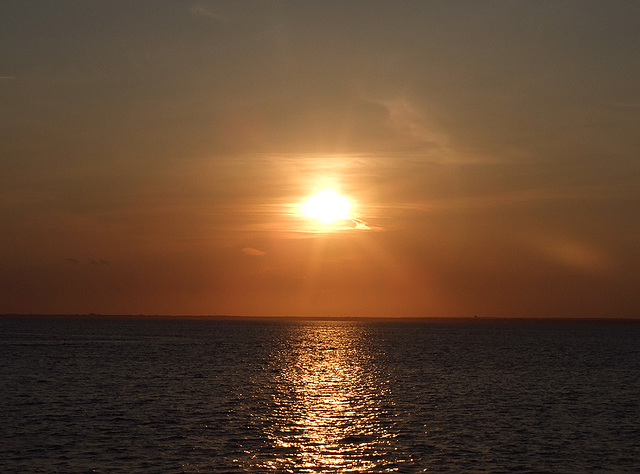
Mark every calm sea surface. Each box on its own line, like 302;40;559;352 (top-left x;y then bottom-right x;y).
1;316;638;473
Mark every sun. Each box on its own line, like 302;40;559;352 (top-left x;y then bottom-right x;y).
302;190;352;224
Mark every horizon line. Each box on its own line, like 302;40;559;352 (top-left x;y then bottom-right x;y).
1;313;639;323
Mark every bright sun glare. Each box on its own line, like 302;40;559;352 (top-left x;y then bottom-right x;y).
302;190;352;224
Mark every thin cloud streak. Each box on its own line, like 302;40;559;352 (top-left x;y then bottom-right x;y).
242;247;266;257
189;4;227;22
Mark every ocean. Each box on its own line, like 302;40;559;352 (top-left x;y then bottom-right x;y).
1;316;638;472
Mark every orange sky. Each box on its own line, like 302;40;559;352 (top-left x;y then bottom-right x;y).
1;2;639;317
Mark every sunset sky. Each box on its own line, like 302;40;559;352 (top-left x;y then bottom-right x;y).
2;1;639;317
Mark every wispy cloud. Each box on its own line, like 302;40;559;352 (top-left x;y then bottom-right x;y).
533;237;614;275
189;4;226;22
352;218;371;230
242;247;266;257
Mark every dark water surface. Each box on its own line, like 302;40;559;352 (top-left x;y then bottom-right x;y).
1;316;638;472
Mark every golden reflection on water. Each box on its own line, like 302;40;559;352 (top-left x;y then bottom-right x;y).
257;322;402;472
